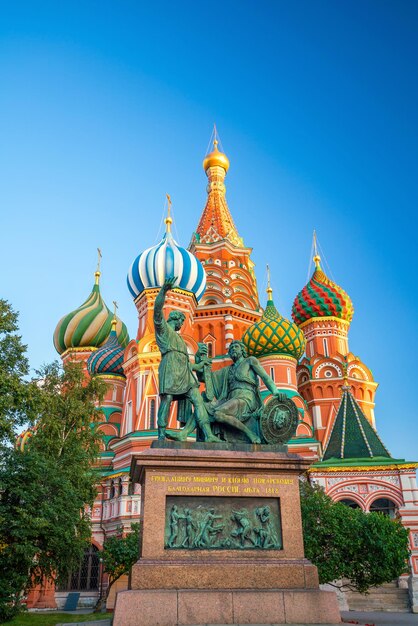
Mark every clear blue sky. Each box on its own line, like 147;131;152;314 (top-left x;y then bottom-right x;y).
1;1;417;459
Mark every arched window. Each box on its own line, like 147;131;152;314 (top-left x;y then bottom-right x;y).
128;480;133;496
58;545;100;591
338;498;361;509
149;399;156;429
206;342;213;358
270;367;275;382
118;477;123;496
109;481;115;499
370;498;397;518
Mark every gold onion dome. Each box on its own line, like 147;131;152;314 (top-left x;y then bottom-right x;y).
292;254;354;326
242;285;306;361
53;271;129;355
203;139;230;172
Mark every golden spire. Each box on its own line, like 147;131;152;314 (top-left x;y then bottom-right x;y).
266;264;273;300
95;248;102;285
111;301;118;331
313;230;321;269
165;193;173;233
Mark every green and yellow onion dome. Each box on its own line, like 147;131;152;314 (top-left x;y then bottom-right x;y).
53;271;129;355
292;255;354;326
242;289;306;360
87;319;125;378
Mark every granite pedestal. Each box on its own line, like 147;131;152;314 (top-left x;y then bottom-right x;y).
113;443;340;625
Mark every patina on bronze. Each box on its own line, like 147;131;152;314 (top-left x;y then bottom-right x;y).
164;496;282;550
260;396;299;444
154;280;299;445
154;277;219;442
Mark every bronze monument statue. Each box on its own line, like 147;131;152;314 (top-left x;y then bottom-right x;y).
154;276;219;442
154;278;298;445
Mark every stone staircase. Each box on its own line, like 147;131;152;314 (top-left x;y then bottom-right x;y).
347;581;410;612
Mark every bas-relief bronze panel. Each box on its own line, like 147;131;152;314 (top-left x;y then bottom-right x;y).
164;496;282;550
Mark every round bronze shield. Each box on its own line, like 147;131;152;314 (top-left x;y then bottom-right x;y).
260;396;299;444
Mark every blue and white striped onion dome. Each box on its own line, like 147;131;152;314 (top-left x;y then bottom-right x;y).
127;231;206;301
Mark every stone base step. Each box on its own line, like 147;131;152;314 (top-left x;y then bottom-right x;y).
347;584;410;612
113;588;342;625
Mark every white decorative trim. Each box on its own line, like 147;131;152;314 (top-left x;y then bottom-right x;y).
348;364;370;381
314;362;343;378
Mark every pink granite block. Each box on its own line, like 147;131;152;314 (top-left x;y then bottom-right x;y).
283;589;341;624
232;589;285;624
113;589;178;626
178;590;233;625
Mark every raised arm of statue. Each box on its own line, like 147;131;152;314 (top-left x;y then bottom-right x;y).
154;276;177;327
249;356;286;401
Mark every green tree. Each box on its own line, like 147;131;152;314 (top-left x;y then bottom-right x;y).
0;360;107;622
97;524;140;609
300;480;410;592
0;300;38;448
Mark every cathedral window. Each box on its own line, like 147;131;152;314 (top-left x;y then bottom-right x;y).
323;338;329;357
369;498;398;518
270;367;275;381
338;498;361;509
126;401;133;434
58;544;100;592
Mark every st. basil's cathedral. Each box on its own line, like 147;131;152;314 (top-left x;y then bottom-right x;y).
21;137;418;612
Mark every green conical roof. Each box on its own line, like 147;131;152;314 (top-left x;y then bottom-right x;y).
323;388;391;462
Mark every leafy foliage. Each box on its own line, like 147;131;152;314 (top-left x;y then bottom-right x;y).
300;480;410;592
0;354;107;622
100;524;140;601
0;300;39;448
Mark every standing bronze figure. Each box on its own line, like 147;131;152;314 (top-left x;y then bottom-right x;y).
154;277;219;442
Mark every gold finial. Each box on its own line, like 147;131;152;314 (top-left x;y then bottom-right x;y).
203;125;230;172
313;230;321;269
266;264;273;299
111;301;118;331
95;248;102;284
165;193;173;233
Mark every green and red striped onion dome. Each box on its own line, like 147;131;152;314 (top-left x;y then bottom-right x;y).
242;296;306;360
53;273;129;354
292;259;354;326
87;324;125;377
